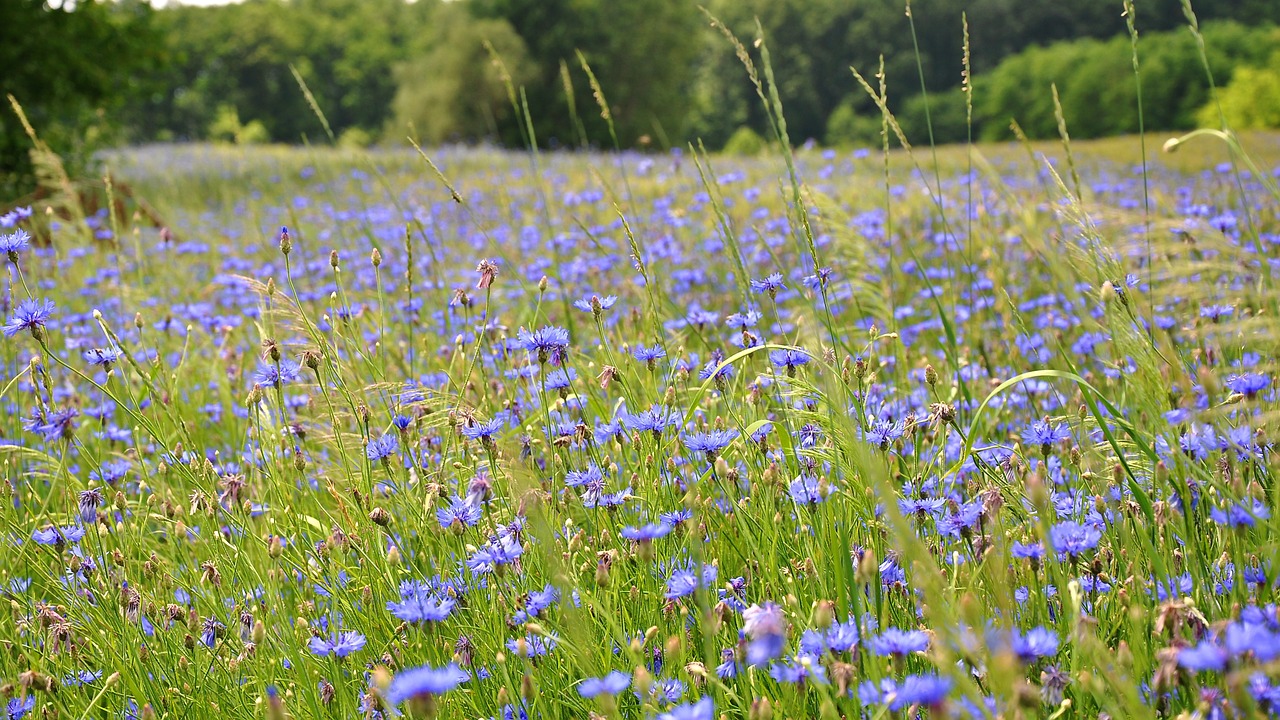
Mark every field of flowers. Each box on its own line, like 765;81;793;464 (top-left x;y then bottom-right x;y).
2;129;1280;720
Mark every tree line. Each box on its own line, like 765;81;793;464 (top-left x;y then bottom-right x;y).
4;0;1280;193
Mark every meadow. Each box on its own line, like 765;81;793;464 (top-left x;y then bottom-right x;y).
2;121;1280;720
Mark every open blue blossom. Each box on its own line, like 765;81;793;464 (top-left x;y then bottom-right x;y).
750;273;786;295
1209;499;1270;528
769;349;809;373
1024;419;1071;453
3;298;55;339
308;630;366;658
1049;520;1102;558
366;433;398;462
1226;373;1270;398
386;663;469;705
0;228;30;260
573;294;618;315
658;697;713;720
516;326;570;364
254;359;301;388
436;496;482;530
682;429;738;460
387;585;457;624
621;404;681;437
578;670;630;698
621;522;671;542
1179;641;1228;672
870;628;929;657
665;561;717;599
83;347;124;368
1010;627;1060;663
461;417;504;444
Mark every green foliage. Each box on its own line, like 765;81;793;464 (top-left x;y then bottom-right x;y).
389;5;533;145
824;101;883;148
1200;56;1280;129
0;0;162;196
721;126;768;155
977;22;1280;140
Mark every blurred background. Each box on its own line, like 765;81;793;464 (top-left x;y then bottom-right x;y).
3;0;1280;195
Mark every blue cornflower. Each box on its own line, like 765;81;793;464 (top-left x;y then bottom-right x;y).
1024;419;1071;454
573;294;619;317
865;418;905;450
89;459;130;485
25;406;78;442
254;359;301;389
632;344;667;369
743;602;787;666
1011;627;1059;663
308;630;366;658
1179;641;1228;672
386;663;469;706
392;414;413;431
621;522;671;542
698;357;734;384
3;298;55;339
1;228;31;262
665;561;717;599
83;347;123;368
750;273;786;296
1226;373;1270;399
516;326;570;364
895;674;952;710
788;474;830;506
682;428;738;460
32;525;85;547
366;433;398;463
869;628;929;657
436;495;482;530
769;349;809;374
658;697;713;720
6;696;34;720
769;659;828;685
460;417;504;445
621;404;681;437
1210;499;1270;528
578;670;630;698
386;587;456;624
802;267;834;289
1049;520;1102;558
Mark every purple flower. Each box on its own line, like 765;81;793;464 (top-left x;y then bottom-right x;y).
621;522;671;542
516;326;570;364
83;347;123;368
436;496;482;530
460;417;504;444
308;630;366;658
1049;520;1102;558
750;273;786;295
0;229;30;261
743;602;787;666
366;433;398;462
1179;641;1228;672
3;298;55;339
578;670;630;698
32;524;85;546
1209;499;1270;528
658;697;713;720
1011;627;1060;663
254;359;300;388
682;429;738;460
769;349;809;372
1024;419;1071;453
386;663;469;705
387;586;456;624
1226;373;1270;398
869;628;929;657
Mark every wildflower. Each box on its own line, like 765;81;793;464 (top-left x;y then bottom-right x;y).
665;561;717;600
578;670;630;698
1209;499;1270;528
386;587;456;624
802;267;834;290
632;344;666;370
78;489;103;524
743;602;788;666
574;294;618;319
1024;418;1071;455
769;349;809;376
865;418;905;450
366;433;398;463
1226;373;1270;399
6;696;34;720
1049;520;1102;559
460;417;504;446
516;326;570;364
895;674;952;710
32;525;85;547
788;474;830;506
386;663;469;714
869;628;929;657
25;407;78;442
682;428;738;461
750;272;786;297
621;522;671;542
1;228;31;263
769;659;828;686
254;360;301;389
83;347;123;369
658;697;713;720
476;258;499;289
308;630;366;658
3;298;56;340
1011;627;1060;663
436;496;482;532
1178;641;1227;672
621;404;681;437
